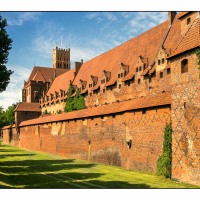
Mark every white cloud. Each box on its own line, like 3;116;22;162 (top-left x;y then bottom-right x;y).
0;65;31;110
6;12;41;26
103;12;117;22
124;12;168;36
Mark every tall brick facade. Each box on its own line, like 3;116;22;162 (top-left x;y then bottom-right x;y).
170;51;200;185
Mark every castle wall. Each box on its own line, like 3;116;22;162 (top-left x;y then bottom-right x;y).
2;127;19;146
171;50;200;186
12;105;171;173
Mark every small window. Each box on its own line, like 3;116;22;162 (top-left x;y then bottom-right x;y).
101;79;105;84
119;84;122;89
187;17;191;25
149;76;152;83
167;68;171;74
139;66;142;71
126;81;131;86
102;89;105;93
136;67;138;72
158;60;160;65
118;74;120;78
181;59;188;74
162;58;165;64
138;79;140;85
121;73;123;77
160;72;163;78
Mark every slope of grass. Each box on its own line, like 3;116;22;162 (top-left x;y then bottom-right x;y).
0;143;198;189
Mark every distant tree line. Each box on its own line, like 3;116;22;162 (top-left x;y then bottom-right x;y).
0;103;18;128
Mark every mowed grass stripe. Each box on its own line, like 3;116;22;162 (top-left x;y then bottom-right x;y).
0;143;199;189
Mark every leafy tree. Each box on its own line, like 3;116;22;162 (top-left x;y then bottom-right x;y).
64;85;85;112
0;102;18;128
73;89;85;110
0;15;13;93
64;84;75;112
0;106;6;127
4;102;18;124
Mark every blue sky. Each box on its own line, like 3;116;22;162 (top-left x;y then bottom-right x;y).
0;11;168;110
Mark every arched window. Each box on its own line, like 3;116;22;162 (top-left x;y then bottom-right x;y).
181;59;188;74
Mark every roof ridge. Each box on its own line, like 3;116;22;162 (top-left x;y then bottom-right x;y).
82;20;169;64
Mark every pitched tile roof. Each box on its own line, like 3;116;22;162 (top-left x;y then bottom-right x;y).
19;91;171;127
15;102;41;112
168;18;200;59
25;66;68;85
72;20;169;91
46;69;75;96
122;68;135;82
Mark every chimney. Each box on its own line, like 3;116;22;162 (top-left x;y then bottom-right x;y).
74;61;82;77
168;11;177;25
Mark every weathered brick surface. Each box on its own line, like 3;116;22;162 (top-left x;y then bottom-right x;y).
16;106;170;174
171;50;200;185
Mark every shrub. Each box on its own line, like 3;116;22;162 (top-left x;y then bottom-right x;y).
157;123;172;179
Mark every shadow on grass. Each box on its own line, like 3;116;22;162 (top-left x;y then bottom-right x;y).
0;144;151;189
0;153;36;158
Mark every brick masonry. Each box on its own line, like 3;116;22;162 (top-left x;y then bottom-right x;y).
5;105;170;174
171;50;200;186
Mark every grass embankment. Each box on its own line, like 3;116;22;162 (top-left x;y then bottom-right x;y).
0;143;198;189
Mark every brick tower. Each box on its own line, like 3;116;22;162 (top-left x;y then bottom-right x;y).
53;46;70;69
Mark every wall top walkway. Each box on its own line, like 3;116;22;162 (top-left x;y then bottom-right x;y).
19;92;171;127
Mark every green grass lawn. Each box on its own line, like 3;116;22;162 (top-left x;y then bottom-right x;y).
0;143;199;189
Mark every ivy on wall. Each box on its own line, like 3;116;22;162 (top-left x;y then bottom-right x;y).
157;123;172;179
64;84;85;112
195;47;200;72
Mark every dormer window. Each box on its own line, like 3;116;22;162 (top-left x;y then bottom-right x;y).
162;58;165;64
101;79;105;84
187;17;191;25
158;60;161;65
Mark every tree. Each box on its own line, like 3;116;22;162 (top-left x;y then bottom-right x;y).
64;85;85;112
4;102;18;125
0;15;13;93
0;106;6;127
0;102;18;128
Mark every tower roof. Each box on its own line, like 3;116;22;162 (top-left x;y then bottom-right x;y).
24;66;68;86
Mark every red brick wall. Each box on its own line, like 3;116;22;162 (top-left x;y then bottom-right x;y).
2;129;10;144
19;105;170;173
171;50;200;185
2;127;19;146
